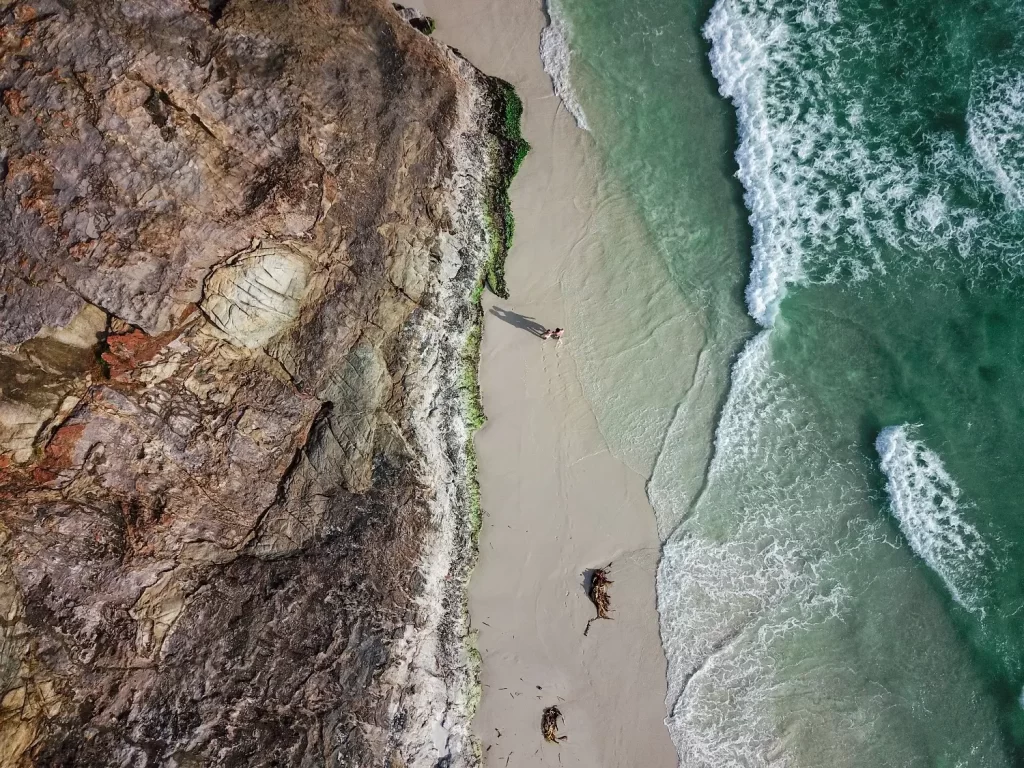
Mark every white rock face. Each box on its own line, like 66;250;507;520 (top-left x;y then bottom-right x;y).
202;245;311;349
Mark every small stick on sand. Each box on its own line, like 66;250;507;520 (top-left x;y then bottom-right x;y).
542;705;567;743
583;563;614;636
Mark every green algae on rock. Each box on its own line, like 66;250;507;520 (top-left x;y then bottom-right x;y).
482;81;532;300
450;73;529;760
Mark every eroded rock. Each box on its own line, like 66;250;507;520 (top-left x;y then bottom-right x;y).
0;0;508;764
0;302;106;463
202;243;312;349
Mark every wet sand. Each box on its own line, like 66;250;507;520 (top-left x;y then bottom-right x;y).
422;0;679;765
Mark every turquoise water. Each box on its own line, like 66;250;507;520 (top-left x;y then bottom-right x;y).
549;0;1024;763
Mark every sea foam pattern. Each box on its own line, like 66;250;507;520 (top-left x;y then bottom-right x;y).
657;332;872;766
657;336;1004;765
703;0;1024;327
968;70;1024;211
876;425;990;612
540;0;590;131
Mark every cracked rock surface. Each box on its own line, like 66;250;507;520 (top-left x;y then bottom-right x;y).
0;0;498;764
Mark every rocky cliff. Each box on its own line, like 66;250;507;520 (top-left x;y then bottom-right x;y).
0;0;522;764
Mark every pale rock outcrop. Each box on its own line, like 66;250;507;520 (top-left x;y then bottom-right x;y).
201;243;312;349
0;303;105;462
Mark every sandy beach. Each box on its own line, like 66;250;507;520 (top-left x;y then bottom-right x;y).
423;1;679;765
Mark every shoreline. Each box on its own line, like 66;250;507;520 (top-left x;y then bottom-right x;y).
423;0;679;765
383;44;528;765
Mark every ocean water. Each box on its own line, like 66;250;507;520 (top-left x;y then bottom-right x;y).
546;0;1024;764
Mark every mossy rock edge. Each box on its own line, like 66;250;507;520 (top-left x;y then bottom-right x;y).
482;79;531;300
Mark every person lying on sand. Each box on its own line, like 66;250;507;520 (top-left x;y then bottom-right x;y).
541;327;564;340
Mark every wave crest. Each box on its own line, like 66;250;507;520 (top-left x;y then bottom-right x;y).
876;425;989;612
704;0;1024;327
968;70;1024;211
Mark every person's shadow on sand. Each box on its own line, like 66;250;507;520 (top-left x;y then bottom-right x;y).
489;306;547;338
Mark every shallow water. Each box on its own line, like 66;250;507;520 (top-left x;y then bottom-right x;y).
547;0;1024;763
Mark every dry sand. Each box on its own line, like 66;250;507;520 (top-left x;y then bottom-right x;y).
422;0;679;765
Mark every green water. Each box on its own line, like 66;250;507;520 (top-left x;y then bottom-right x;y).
548;0;1024;763
555;0;750;339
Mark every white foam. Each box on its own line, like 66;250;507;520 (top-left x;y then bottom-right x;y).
645;1;1016;762
702;0;1005;327
540;0;590;131
968;71;1024;211
656;331;869;766
876;425;989;612
703;0;795;326
655;324;1005;765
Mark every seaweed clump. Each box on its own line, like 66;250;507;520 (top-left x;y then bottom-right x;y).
541;706;567;743
583;563;613;636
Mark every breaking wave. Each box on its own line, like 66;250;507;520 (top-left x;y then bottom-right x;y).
540;0;590;131
876;425;990;612
703;0;1024;327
